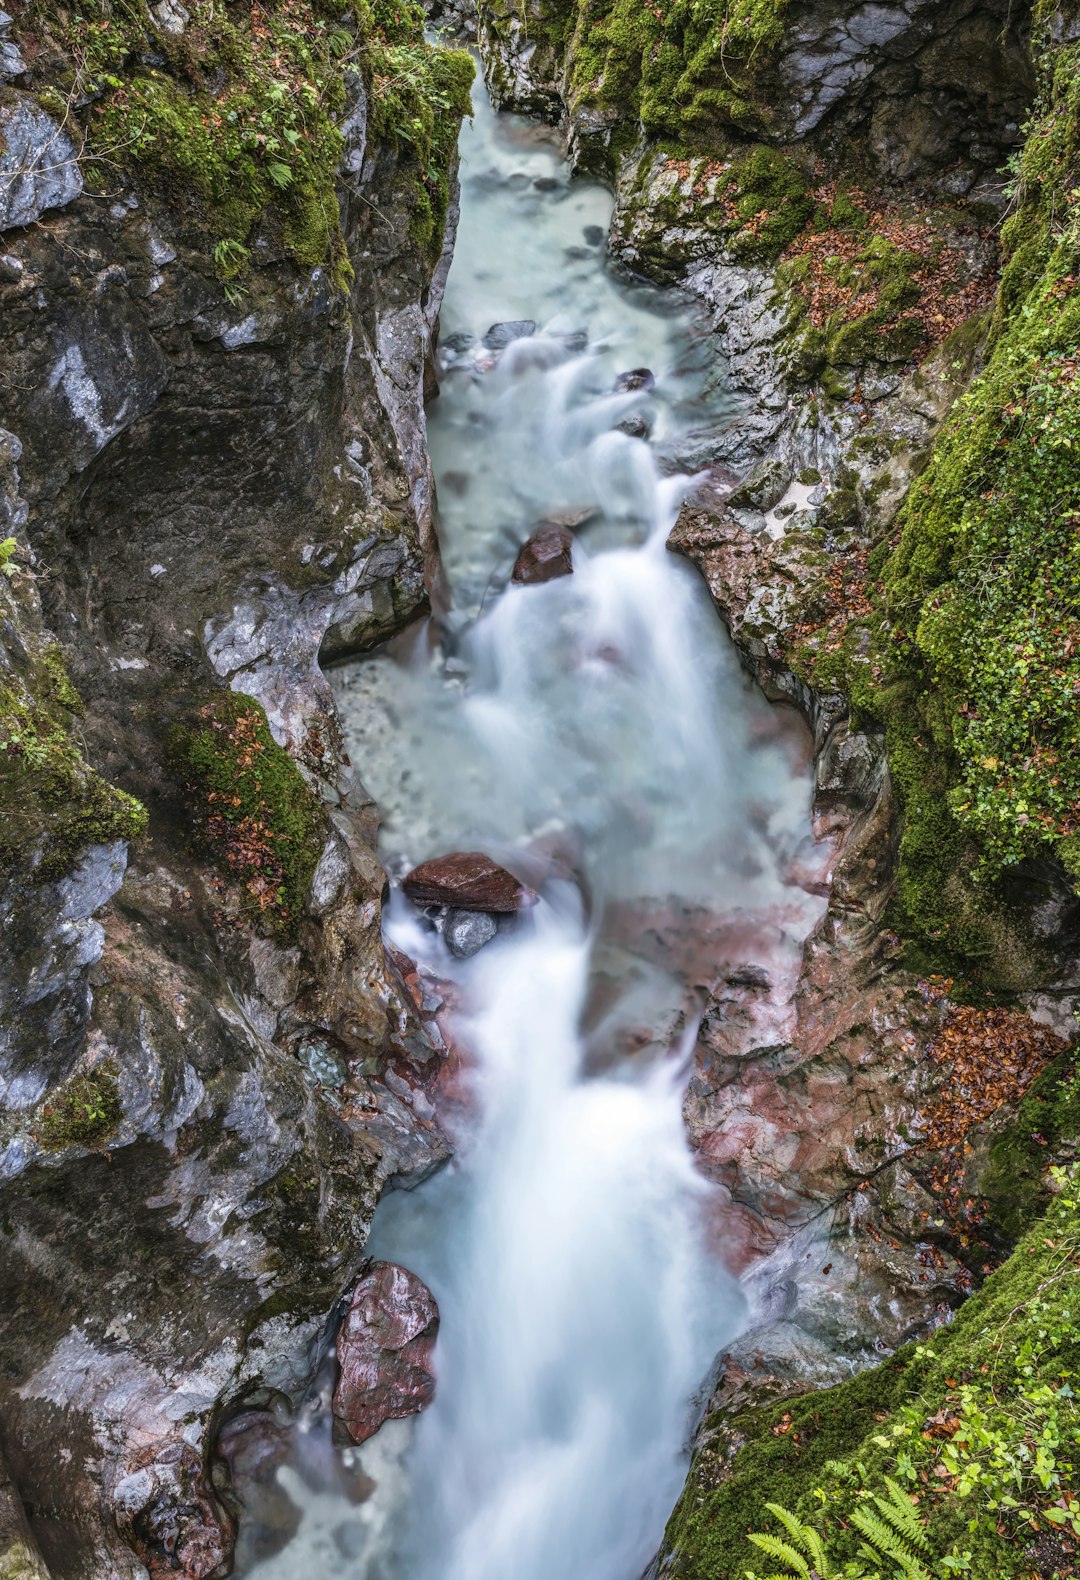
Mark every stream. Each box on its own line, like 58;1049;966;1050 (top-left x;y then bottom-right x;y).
236;66;826;1580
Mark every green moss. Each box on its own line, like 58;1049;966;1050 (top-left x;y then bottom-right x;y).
980;1048;1080;1241
37;1065;122;1151
18;0;471;283
664;1170;1080;1580
169;690;326;937
0;650;148;884
553;0;789;152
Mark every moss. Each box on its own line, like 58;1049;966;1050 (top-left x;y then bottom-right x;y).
980;1048;1080;1241
17;0;471;283
0;652;148;884
169;690;326;938
664;1170;1080;1580
37;1065;122;1151
554;0;789;151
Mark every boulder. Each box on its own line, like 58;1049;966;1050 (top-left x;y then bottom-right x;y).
511;521;574;584
403;851;535;912
333;1262;439;1446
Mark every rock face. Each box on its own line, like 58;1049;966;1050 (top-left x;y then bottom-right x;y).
332;1262;440;1445
403;851;535;911
511;521;575;584
0;20;468;1578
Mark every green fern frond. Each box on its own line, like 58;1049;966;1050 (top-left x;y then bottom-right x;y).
850;1506;931;1580
876;1479;929;1551
746;1531;812;1577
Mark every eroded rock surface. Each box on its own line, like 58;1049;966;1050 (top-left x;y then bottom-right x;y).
0;29;467;1578
403;851;535;911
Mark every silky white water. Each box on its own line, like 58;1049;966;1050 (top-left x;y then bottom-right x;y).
239;64;824;1580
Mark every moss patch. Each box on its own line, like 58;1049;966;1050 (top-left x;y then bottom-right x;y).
665;1161;1080;1580
0;645;148;884
37;1065;122;1150
169;690;326;937
15;0;472;282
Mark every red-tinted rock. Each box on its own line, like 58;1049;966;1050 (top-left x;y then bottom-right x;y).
402;851;534;912
511;522;574;585
333;1262;439;1446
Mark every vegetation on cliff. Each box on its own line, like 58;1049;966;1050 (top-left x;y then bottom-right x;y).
0;589;148;883
778;0;1080;975
169;690;326;937
664;1048;1080;1580
13;0;472;281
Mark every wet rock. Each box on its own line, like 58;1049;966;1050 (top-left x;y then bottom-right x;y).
582;224;605;246
0;93;82;230
483;319;536;350
115;1442;233;1580
511;521;575;584
614;367;656;393
403;851;535;912
333;1262;439;1445
444;908;499;958
615;414;653;441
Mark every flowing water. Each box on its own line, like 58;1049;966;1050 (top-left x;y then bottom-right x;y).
236;67;826;1580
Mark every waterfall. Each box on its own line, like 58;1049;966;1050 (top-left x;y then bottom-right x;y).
239;61;825;1580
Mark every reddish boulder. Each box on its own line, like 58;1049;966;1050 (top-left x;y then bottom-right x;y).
511;522;574;585
333;1262;439;1446
402;851;534;912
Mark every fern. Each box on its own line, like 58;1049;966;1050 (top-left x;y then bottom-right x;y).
746;1503;835;1579
850;1505;931;1580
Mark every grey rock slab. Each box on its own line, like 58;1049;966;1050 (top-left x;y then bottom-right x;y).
0;94;83;230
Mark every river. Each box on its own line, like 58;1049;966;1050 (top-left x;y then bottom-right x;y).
237;62;825;1580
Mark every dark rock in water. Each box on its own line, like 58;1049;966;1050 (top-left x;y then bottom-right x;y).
403;851;535;912
507;172;530;189
441;330;475;354
511;521;575;585
614;367;656;393
216;1410;300;1568
564;245;592;261
333;1262;439;1446
616;414;653;441
444;908;499;958
483;319;536;350
556;329;589;354
536;504;598;532
116;1441;234;1580
533;175;559;191
583;224;606;246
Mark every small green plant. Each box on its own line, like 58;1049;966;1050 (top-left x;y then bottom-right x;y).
745;1481;931;1580
0;536;18;577
38;1067;123;1150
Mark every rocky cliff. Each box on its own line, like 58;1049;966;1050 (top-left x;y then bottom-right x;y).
0;2;470;1573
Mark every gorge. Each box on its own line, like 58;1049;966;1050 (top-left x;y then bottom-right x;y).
1;1;1080;1578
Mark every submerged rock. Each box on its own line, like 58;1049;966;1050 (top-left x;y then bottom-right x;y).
483;319;536;349
444;908;499;958
403;851;534;912
614;367;656;393
333;1262;440;1445
511;521;575;584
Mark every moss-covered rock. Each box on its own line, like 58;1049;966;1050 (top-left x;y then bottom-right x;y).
36;1064;122;1151
169;690;327;938
14;0;472;282
663;1147;1080;1580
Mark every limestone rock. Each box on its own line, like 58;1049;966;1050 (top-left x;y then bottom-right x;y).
0;93;82;231
445;908;499;958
